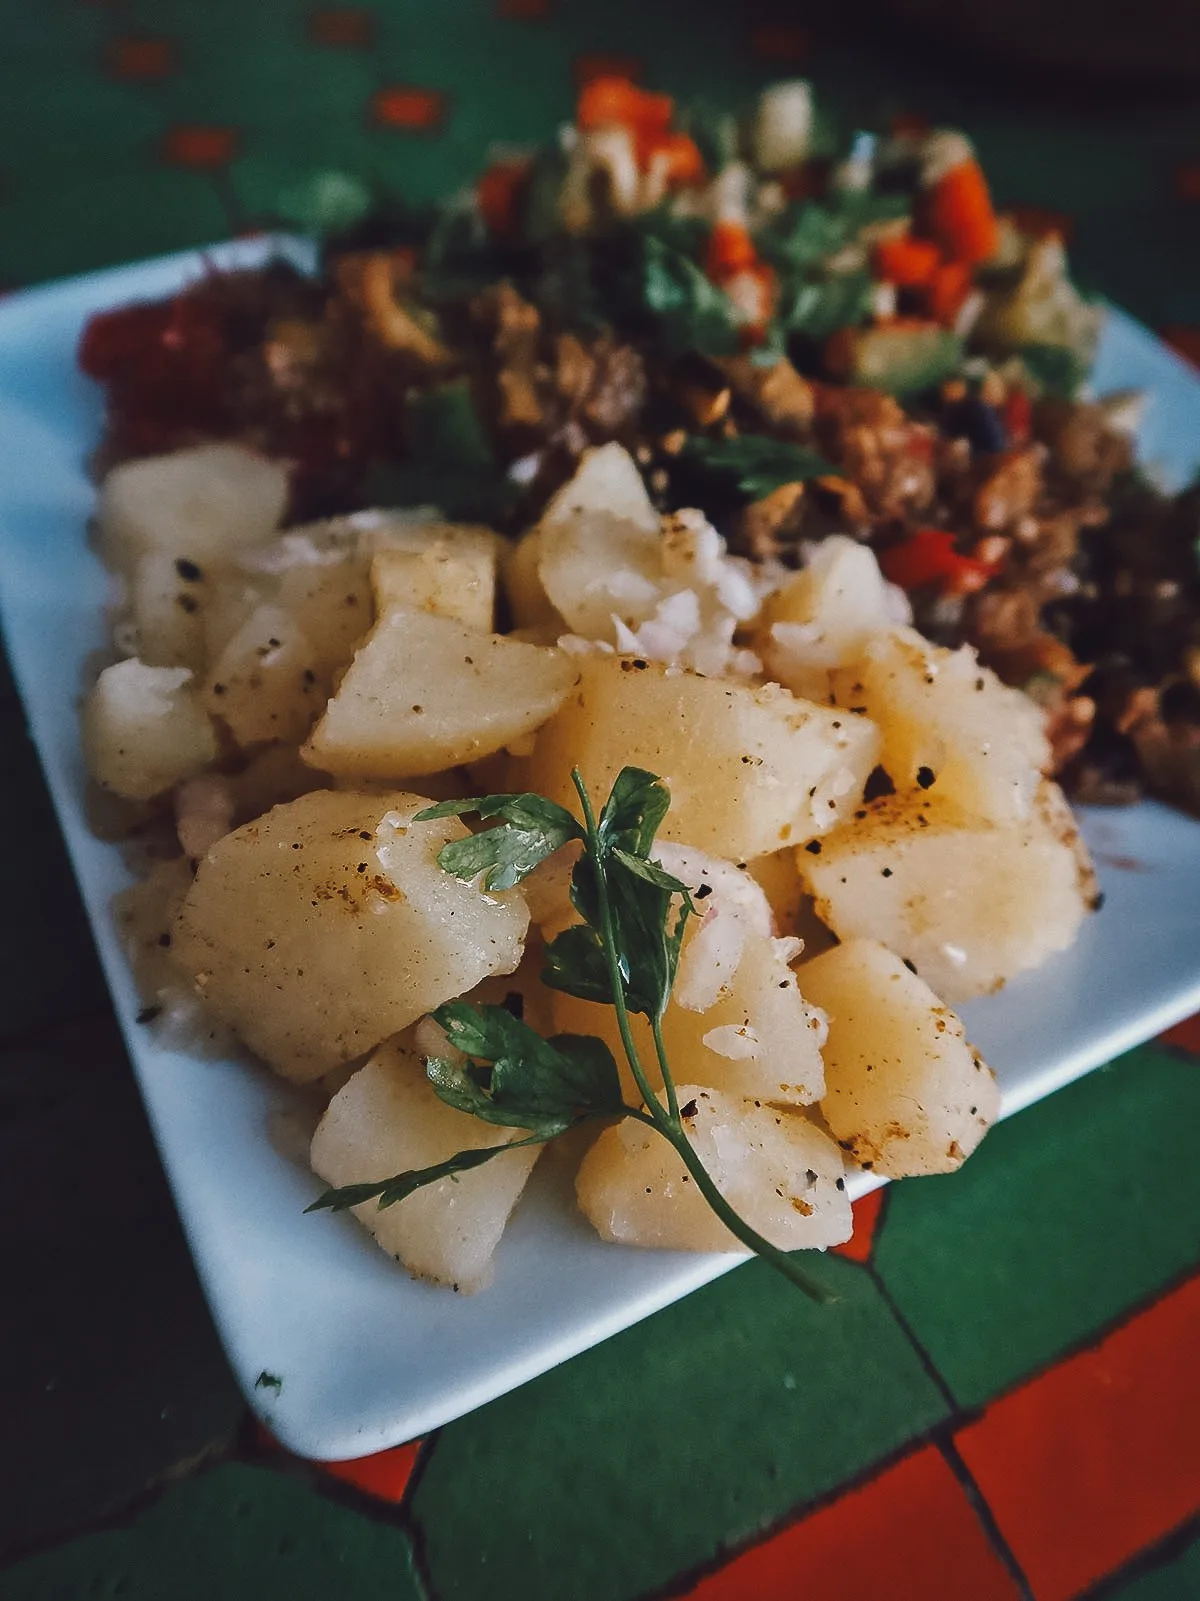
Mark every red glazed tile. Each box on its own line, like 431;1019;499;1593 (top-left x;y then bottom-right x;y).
832;1185;886;1265
748;25;811;63
1161;326;1200;369
681;1444;1021;1601
370;87;445;130
255;1423;423;1505
1160;1012;1200;1056
891;111;933;138
162;124;238;169
318;1439;423;1504
572;53;643;87
954;1274;1200;1601
106;37;176;80
1008;204;1075;243
309;8;376;48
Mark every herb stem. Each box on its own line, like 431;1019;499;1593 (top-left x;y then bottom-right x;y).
651;1015;680;1125
571;769;670;1127
572;768;828;1304
659;1117;831;1302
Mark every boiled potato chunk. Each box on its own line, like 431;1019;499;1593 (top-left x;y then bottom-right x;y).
202;602;325;748
535;442;662;639
502;528;564;631
170;789;529;1081
97;443;288;575
82;659;218;800
112;856;236;1056
524;653;881;859
126;552;211;671
833;626;1049;826
800;785;1095;1002
310;1039;541;1292
576;1087;851;1253
370;540;497;631
757;536;902;703
303;610;580;779
547;844;826;1109
799;939;1000;1176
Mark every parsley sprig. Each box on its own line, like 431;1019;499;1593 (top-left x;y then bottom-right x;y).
308;766;828;1300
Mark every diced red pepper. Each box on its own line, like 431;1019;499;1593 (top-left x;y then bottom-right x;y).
706;219;760;281
577;75;672;139
575;75;703;184
925;159;998;266
1003;387;1032;445
879;527;999;596
476;158;531;239
651;131;705;185
873;234;941;289
926;258;974;326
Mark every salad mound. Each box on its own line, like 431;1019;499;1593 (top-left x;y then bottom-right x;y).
79;76;1199;817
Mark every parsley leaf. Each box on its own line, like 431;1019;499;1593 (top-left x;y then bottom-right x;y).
780;270;875;343
366;379;516;520
597;766;672;857
541;922;614;1007
677;434;834;502
307;1140;547;1214
415;792;582;891
638;233;741;359
430;1001;626;1129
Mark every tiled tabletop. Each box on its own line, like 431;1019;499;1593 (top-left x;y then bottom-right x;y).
1;4;1199;1598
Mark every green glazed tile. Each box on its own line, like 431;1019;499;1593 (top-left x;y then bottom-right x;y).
0;83;165;182
0;169;231;287
155;46;377;132
0;1;110;64
873;1045;1200;1411
412;1254;950;1601
0;1013;244;1557
0;1464;426;1601
1102;1526;1200;1601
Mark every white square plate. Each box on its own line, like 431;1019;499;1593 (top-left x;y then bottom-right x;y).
1;237;1198;1460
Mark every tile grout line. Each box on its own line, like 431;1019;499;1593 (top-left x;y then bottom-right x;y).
864;1260;1037;1601
1078;1508;1200;1599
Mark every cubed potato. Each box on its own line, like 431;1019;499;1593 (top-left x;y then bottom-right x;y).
799;939;1000;1176
310;1039;542;1292
302;610;580;779
266;560;374;680
535;443;663;639
202;602;326;749
832;626;1050;826
170;789;529;1081
370;540;497;631
757;536;902;703
800;784;1096;1002
744;847;809;933
744;849;840;958
546;844;826;1109
112;856;238;1056
524;652;882;859
502;528;564;631
97;443;288;574
82;659;219;800
228;743;330;825
126;552;212;671
575;1086;851;1253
